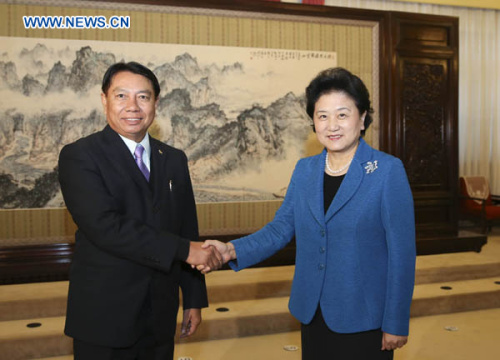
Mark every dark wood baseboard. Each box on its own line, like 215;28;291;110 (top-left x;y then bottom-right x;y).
416;230;487;256
0;232;486;285
0;243;73;285
0;234;296;285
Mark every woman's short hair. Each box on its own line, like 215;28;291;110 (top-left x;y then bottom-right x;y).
101;61;160;99
305;67;373;136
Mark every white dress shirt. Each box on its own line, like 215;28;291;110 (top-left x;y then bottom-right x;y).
118;133;151;172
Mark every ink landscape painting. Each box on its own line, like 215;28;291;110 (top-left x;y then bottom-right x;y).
0;36;336;208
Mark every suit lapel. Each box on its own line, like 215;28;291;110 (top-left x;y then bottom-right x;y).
324;138;373;223
100;125;152;192
306;150;327;226
149;138;169;199
324;158;363;222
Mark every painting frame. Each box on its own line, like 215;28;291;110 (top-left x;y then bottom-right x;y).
0;0;388;244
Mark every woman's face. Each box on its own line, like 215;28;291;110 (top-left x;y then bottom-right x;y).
313;91;365;156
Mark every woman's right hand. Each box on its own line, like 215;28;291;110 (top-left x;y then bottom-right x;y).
197;240;236;273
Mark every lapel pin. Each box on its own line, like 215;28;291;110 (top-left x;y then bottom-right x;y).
364;160;378;174
158;149;163;155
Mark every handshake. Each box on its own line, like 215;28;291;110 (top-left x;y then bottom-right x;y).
186;240;236;274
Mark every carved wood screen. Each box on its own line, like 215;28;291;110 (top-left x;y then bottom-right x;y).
383;13;484;254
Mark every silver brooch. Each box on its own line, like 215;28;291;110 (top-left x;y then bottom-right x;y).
364;160;378;174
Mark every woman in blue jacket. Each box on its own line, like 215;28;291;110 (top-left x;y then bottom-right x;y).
202;67;416;359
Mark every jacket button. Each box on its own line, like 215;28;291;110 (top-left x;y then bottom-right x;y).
319;247;326;254
318;264;325;270
320;230;325;237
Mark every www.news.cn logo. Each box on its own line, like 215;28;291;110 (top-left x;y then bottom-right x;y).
23;16;130;29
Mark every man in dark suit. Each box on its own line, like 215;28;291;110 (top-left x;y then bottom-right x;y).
58;62;222;360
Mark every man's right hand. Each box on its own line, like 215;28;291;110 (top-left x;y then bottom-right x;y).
202;240;235;263
193;240;236;274
186;242;223;271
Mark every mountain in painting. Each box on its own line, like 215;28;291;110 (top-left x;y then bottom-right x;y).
0;43;311;207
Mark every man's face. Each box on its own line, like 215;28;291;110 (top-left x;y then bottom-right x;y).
101;71;158;142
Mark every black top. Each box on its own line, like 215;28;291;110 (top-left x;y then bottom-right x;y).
324;173;345;214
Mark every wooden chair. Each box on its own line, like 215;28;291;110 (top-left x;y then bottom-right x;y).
459;176;500;233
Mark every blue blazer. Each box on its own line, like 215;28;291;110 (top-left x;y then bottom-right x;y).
230;138;416;336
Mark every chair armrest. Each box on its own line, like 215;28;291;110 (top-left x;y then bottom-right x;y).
459;194;487;203
459;195;488;217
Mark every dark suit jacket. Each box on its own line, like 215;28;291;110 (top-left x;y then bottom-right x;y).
58;125;207;347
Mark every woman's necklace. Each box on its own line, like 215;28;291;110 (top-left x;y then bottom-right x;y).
325;153;353;174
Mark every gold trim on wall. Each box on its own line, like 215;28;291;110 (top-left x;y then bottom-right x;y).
389;0;500;10
0;0;378;243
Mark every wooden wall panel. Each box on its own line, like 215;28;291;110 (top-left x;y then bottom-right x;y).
384;13;461;240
